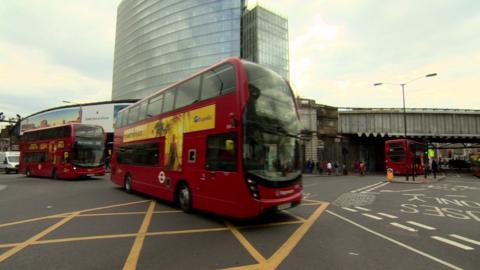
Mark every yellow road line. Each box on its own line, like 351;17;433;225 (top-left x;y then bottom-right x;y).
266;202;329;269
0;214;65;228
225;221;267;264
147;227;229;236
75;210;181;217
0;211;80;263
281;210;307;222
123;201;156;270
0;228;230;249
224;202;330;270
34;233;138;245
237;220;303;230
0;200;150;229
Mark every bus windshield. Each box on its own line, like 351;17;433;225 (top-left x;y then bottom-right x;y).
73;125;105;167
242;61;302;181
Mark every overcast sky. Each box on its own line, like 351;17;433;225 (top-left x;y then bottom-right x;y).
1;0;479;121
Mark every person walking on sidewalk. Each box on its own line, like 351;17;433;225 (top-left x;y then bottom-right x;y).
327;161;332;175
432;158;438;179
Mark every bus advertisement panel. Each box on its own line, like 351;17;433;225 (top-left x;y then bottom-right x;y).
385;139;426;176
111;58;303;218
19;124;106;179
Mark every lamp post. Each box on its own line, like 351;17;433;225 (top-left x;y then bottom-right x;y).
374;73;437;181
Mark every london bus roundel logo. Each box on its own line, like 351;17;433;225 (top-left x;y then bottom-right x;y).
158;171;166;184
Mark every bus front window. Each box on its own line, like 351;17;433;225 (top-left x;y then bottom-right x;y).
242;61;302;182
73;126;105;167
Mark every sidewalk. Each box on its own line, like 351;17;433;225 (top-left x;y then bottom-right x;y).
385;173;446;184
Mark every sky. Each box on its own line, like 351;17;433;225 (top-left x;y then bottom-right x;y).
1;0;479;122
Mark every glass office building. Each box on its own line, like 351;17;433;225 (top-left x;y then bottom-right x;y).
112;1;289;100
112;0;242;100
242;6;289;79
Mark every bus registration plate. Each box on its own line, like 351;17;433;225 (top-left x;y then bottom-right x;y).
277;203;292;211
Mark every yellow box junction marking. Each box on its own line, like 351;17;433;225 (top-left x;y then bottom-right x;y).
123;201;156;270
226;221;267;264
224;202;330;270
0;198;329;270
0;212;80;263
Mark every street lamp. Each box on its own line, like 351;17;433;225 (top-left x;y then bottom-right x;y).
374;73;437;181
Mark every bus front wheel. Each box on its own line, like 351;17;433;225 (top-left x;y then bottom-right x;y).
177;183;192;213
124;175;133;193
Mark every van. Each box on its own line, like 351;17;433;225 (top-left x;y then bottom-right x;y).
0;151;20;174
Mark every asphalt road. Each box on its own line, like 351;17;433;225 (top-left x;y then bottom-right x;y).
0;172;479;269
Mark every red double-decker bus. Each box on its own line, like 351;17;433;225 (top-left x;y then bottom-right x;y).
385;139;425;175
20;124;106;179
111;58;303;218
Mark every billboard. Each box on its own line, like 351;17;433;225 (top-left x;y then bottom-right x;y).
20;107;81;133
82;104;130;133
20;103;132;134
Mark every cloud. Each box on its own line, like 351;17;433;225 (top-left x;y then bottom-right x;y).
0;0;118;80
0;41;110;117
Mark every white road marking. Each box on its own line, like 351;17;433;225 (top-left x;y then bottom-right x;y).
380;188;426;193
445;195;467;198
431;236;474;250
327;210;463;270
0;185;6;191
406;221;436;230
350;182;384;193
377;212;398;219
390;222;418;232
449;234;480;246
354;206;371;212
341;207;358;212
361;182;390;193
362;213;383;220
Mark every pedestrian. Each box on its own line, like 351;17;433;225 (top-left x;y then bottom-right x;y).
327;161;332;175
316;161;322;174
423;156;430;179
432;158;438;179
359;161;365;176
333;162;339;176
342;162;348;175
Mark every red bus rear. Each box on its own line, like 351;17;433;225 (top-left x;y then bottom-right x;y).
111;58;303;218
19;124;106;179
385;139;425;175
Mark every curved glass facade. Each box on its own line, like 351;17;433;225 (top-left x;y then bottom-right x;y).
112;0;242;100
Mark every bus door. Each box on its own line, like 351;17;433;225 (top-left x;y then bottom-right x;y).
201;133;240;210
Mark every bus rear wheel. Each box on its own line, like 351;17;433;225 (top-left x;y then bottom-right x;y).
124;175;133;193
177;183;192;213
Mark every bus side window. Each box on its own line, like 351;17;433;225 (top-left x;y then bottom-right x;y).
206;133;237;172
200;64;236;101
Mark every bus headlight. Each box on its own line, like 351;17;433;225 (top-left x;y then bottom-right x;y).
246;178;260;199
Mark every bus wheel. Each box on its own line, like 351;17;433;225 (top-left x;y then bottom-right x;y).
26;168;31;177
124;175;133;193
52;169;58;180
177;183;192;213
